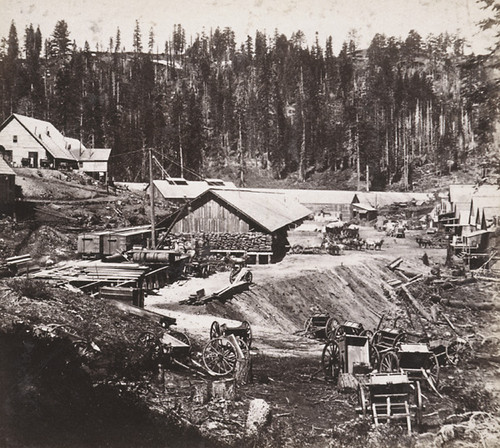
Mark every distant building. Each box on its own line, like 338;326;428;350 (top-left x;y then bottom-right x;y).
151;178;236;205
0;114;111;179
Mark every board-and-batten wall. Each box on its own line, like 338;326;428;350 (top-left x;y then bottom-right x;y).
171;198;251;233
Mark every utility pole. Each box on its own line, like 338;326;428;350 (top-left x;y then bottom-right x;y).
178;120;184;178
149;148;156;248
356;114;360;191
366;165;369;192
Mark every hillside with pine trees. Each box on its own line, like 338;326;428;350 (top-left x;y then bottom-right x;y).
0;17;498;189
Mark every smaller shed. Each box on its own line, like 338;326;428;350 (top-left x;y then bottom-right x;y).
0;157;16;213
69;144;111;182
352;202;377;221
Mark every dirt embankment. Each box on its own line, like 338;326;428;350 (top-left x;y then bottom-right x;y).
147;254;412;358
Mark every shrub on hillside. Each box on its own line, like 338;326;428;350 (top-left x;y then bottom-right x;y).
7;278;54;301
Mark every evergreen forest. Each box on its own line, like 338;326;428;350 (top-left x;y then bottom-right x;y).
0;14;498;189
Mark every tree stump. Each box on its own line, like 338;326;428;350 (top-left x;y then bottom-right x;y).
211;378;236;400
192;381;210;404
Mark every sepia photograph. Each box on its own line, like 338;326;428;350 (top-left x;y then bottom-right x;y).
0;0;499;446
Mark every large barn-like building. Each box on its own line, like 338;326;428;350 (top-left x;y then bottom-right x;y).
158;188;312;261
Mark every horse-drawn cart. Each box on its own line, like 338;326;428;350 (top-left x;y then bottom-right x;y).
357;372;423;435
210;320;253;349
322;333;379;382
379;343;440;390
331;320;373;340
304;313;337;340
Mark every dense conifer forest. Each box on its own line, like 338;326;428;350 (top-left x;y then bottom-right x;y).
0;10;498;188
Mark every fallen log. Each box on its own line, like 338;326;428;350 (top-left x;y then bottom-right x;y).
442;300;498;311
401;285;435;322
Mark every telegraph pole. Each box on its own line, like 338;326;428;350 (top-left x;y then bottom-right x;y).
149;148;156;248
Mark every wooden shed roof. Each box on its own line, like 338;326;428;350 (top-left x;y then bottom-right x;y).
158;188;312;233
0;157;15;176
210;189;312;232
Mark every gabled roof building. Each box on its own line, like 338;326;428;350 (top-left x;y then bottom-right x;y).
0;114;111;179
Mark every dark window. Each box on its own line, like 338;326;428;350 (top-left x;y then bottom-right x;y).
13;135;17;143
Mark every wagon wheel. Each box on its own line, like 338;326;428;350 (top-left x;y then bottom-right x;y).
380;351;400;372
370;330;382;348
210;321;222;340
414;380;423;427
427;353;440;389
369;344;381;371
137;331;157;347
236;337;250;357
243;271;253;283
202;337;238;376
294;245;304;254
303;317;314;336
241;321;252;348
333;325;346;341
168;331;191;351
446;339;468;366
321;340;341;382
361;329;373;339
358;385;367;417
393;332;407;347
325;317;339;340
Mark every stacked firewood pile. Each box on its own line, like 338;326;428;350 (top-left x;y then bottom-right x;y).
163;232;272;253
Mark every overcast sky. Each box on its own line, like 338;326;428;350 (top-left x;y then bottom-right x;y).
2;0;494;54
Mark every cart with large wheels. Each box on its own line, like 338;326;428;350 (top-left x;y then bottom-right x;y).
202;334;250;377
322;334;380;382
331;320;373;341
356;372;423;435
371;327;407;351
304;313;337;340
379;343;440;391
210;320;253;349
137;329;191;365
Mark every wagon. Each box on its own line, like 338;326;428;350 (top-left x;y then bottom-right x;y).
379;343;440;389
331;320;373;340
371;327;407;351
322;334;380;382
210;320;252;349
357;372;423;435
429;338;470;367
138;316;191;365
137;329;191;364
304;313;337;340
202;335;249;376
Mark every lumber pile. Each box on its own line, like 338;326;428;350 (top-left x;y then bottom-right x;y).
6;254;40;275
164;232;272;253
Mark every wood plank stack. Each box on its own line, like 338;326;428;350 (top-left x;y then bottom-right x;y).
6;254;40;275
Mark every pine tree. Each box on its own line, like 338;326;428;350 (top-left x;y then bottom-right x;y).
115;27;121;52
148;27;155;53
133;20;142;53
